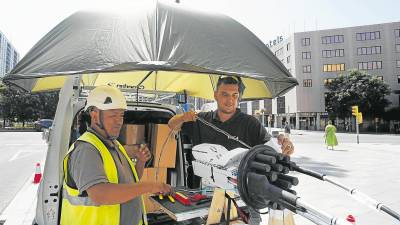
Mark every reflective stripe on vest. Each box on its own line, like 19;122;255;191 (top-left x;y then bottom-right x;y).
60;132;147;225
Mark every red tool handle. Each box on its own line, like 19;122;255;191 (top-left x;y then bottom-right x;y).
173;192;191;206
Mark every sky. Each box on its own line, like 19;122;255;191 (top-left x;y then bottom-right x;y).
0;0;399;57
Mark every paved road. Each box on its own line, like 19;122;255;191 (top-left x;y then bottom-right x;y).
1;131;399;224
0;132;47;214
287;130;400;225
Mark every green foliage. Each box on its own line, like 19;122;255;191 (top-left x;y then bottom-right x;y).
324;70;391;118
383;107;400;121
0;84;59;125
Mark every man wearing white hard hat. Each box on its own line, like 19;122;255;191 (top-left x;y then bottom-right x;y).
61;85;171;225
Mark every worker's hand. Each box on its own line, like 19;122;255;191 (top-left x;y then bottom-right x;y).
181;110;197;122
133;144;152;163
281;137;294;156
151;182;172;195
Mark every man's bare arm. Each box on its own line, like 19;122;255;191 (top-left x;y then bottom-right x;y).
168;111;197;131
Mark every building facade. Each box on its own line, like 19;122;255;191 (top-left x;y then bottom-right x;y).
269;22;400;130
0;31;19;77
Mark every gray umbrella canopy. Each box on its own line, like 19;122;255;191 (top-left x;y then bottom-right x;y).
3;1;297;100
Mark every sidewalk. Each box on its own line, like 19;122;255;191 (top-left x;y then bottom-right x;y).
286;134;400;224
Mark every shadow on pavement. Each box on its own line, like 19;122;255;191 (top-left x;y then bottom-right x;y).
328;148;348;152
291;156;349;178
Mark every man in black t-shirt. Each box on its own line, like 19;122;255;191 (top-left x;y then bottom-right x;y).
168;76;294;225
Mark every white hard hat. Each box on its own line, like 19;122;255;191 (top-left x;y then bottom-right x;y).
84;86;127;111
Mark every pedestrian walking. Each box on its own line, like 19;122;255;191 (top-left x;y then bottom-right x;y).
324;120;338;150
284;121;291;138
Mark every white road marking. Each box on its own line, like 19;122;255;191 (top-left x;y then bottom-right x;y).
8;151;41;162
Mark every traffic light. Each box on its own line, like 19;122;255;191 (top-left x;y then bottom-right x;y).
351;106;358;116
357;112;363;124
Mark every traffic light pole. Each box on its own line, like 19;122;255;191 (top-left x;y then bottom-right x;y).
356;116;359;144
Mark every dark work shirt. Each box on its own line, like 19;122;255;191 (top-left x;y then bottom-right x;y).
181;109;271;150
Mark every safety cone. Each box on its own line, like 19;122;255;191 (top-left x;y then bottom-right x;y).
346;215;356;224
33;163;42;184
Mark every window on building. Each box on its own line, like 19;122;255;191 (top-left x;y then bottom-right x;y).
303;79;312;87
336;49;344;56
322;49;344;58
357;46;382;55
303;65;311;73
302;51;311;59
397;60;400;68
358;61;383;70
322;50;330;58
277;96;286;114
397;75;400;84
321;35;344;44
395;29;400;38
287;43;291;51
356;31;381;41
302;38;310;46
252;100;260;115
264;99;272;114
323;63;345;72
396;44;400;53
286;56;291;64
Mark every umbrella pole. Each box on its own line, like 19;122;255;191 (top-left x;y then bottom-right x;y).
136;71;153;104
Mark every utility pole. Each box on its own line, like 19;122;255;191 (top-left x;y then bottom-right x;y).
352;106;359;144
355;116;359;144
352;106;362;144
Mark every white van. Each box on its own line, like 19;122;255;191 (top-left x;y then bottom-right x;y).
3;77;194;225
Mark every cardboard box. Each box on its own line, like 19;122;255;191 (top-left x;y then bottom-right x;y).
119;124;145;145
141;168;167;213
141;168;167;183
143;195;160;213
151;124;177;168
123;144;140;159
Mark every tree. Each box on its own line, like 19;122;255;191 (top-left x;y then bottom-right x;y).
0;84;59;127
383;107;400;121
325;70;391;119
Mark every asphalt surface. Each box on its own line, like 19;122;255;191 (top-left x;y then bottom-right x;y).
1;131;399;224
285;130;400;225
0;132;47;214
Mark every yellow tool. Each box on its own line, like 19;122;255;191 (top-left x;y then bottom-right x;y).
167;195;175;203
159;194;164;200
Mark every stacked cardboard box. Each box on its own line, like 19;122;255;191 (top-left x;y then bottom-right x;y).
123;144;140;159
140;168;167;212
150;124;177;168
119;124;145;145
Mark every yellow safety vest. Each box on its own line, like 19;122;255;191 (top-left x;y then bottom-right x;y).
60;132;147;225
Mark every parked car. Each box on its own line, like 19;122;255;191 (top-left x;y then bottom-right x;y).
34;119;53;131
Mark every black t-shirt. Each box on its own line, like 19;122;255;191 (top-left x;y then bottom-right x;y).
181;109;271;150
